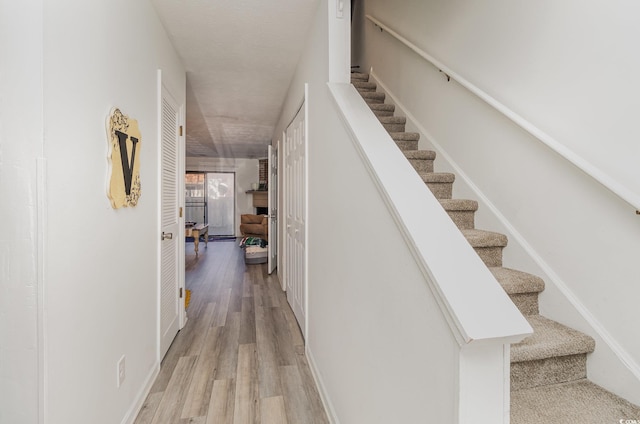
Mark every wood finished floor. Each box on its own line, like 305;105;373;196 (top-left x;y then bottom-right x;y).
134;240;328;424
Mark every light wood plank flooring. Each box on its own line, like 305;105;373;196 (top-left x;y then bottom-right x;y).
134;240;328;424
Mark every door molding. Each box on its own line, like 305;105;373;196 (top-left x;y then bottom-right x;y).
157;69;186;362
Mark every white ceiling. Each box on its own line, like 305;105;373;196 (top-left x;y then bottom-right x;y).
152;0;320;158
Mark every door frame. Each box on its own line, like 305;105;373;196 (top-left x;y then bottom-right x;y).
278;135;286;291
177;99;186;330
157;69;186;362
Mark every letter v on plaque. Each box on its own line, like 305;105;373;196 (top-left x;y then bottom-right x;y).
107;108;142;208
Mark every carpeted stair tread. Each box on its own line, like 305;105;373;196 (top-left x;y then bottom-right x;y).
353;81;376;91
390;132;420;141
461;229;508;248
379;116;407;132
369;103;395;112
439;198;478;212
361;91;386;103
489;267;545;295
511;315;595;363
439;199;477;230
369;104;395;116
418;172;455;183
403;150;436;160
405;150;436;173
511;379;640;424
378;116;406;125
350;72;369;81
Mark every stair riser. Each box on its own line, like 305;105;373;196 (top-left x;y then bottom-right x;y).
396;140;419;151
373;109;395;117
350;73;369;82
446;210;475;230
369;104;395;114
511;354;587;390
473;246;503;267
353;80;375;86
510;293;539;316
361;92;385;99
365;97;385;105
355;85;377;93
408;158;434;173
425;182;453;200
384;123;406;132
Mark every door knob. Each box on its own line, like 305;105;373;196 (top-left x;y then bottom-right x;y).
162;232;173;240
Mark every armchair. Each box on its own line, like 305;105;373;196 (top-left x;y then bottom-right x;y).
239;214;268;240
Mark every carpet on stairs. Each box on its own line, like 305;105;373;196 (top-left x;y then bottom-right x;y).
350;71;640;422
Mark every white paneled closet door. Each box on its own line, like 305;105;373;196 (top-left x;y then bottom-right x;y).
284;99;307;338
159;81;182;360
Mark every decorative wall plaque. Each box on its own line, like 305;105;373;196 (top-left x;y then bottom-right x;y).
107;108;142;208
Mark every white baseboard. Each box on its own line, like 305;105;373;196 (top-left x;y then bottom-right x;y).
121;362;160;424
306;345;339;424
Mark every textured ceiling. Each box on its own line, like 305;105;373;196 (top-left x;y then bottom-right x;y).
152;0;319;158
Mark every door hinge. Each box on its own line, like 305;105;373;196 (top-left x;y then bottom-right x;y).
179;288;183;298
179;126;183;136
179;206;183;218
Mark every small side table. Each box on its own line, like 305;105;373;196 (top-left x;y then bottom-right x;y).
186;223;209;257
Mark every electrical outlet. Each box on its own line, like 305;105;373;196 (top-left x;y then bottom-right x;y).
117;355;126;388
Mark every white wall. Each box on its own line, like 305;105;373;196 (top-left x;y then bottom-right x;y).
355;0;640;201
272;2;466;422
0;1;44;422
308;91;459;423
354;0;640;405
185;157;258;237
40;1;185;423
273;0;325;286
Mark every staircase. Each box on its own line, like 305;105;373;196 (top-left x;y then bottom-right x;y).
351;72;640;423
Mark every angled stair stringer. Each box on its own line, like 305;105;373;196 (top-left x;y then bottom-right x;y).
350;71;640;424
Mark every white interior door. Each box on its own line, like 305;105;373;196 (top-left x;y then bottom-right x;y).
268;144;278;274
159;80;183;359
284;100;306;337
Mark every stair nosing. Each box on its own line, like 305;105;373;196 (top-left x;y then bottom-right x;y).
390;132;420;141
438;198;478;211
461;228;508;247
350;72;369;81
378;116;406;124
419;172;455;183
511;315;596;363
360;91;385;99
353;81;376;89
489;267;545;295
368;104;395;111
403;150;436;160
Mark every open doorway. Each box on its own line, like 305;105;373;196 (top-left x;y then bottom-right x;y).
185;172;236;238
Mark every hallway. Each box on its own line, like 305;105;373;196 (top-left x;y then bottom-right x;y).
134;240;329;424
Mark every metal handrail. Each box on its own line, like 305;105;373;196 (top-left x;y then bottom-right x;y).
366;14;640;213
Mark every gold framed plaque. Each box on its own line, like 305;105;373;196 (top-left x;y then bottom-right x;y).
107;108;142;208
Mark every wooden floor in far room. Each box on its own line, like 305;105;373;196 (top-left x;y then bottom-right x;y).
134;239;328;424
